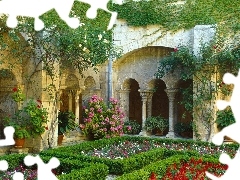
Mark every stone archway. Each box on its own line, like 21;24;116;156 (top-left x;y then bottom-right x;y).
60;73;81;123
0;69;18;138
128;79;142;125
148;79;169;119
175;79;193;137
82;76;96;105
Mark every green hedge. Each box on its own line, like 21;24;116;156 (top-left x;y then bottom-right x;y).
40;136;238;174
0;154;109;180
116;154;221;180
41;147;165;174
58;163;108;180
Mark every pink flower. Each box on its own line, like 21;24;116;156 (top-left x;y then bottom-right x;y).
174;48;178;52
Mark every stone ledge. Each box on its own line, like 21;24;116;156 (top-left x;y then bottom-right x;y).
10;148;29;154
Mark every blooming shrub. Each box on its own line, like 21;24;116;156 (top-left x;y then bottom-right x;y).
0;164;37;180
3;87;49;139
80;95;125;139
162;158;227;180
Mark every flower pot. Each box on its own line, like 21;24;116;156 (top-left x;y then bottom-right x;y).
155;129;164;136
58;135;64;145
14;138;25;148
180;131;193;138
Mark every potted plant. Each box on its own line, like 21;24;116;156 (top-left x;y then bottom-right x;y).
174;122;193;138
145;116;168;136
155;115;169;136
3;87;49;148
123;119;141;135
145;116;157;134
57;111;78;145
3;116;30;148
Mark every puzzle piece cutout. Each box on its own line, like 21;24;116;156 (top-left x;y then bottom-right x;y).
24;155;60;180
79;0;123;30
0;160;8;171
206;69;240;179
206;150;240;180
212;70;240;145
0;0;79;31
0;126;15;146
0;0;123;30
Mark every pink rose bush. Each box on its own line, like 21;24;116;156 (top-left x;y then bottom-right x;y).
80;95;125;140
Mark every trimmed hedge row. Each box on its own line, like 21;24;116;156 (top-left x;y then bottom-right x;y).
40;135;237;175
0;154;109;180
42;136;239;155
40;147;166;174
116;154;221;180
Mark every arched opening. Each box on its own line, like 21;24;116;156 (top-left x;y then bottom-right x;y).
128;79;142;125
148;79;169;135
150;79;168;118
60;74;80;115
0;69;17;138
176;79;193;138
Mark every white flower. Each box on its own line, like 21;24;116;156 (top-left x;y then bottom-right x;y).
79;44;82;48
83;47;90;54
98;34;102;40
103;39;109;43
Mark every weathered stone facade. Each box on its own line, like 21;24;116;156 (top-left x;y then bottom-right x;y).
0;20;217;154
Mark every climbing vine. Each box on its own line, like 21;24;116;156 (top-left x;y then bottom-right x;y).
112;0;240;35
155;40;240;141
0;1;121;148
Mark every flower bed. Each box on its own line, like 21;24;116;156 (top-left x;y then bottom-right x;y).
40;136;238;175
162;157;227;180
0;154;108;180
81;138;237;159
116;154;227;180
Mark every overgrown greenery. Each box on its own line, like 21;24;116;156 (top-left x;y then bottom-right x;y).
0;1;121;148
112;0;240;34
155;41;240;141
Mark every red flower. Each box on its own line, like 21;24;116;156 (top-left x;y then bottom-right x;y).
37;105;41;108
149;172;157;180
37;99;42;104
174;48;178;52
45;126;48;130
12;87;18;92
213;45;217;49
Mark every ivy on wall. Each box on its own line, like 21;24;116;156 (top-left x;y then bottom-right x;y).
111;0;240;34
155;41;240;141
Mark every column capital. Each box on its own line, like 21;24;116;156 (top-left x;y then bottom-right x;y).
118;89;131;93
165;88;178;101
138;89;154;100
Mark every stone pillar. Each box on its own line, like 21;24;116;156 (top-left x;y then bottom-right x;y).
165;88;178;138
138;90;153;136
118;89;130;120
56;90;63;110
74;90;81;124
68;91;73;112
147;93;153;118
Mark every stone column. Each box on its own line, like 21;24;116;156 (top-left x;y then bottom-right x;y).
147;93;153;118
74;90;81;124
165;88;178;138
56;89;63;111
138;90;153;136
118;89;130;120
68;91;73;112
